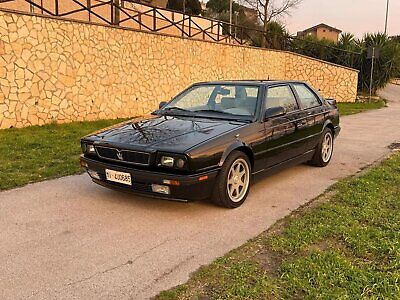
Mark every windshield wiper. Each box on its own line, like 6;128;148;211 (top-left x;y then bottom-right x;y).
193;109;252;122
193;109;234;115
156;106;193;116
163;107;190;112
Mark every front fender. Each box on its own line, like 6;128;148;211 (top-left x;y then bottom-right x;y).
218;141;252;167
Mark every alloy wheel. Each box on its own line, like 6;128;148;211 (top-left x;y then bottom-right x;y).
226;158;250;202
321;132;333;163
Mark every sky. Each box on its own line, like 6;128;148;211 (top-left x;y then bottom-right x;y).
283;0;399;38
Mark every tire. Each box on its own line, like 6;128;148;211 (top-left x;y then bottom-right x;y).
310;128;334;167
211;151;252;208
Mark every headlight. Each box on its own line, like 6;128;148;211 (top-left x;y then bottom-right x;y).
87;145;95;154
160;156;174;167
158;154;188;169
175;158;186;168
81;142;96;154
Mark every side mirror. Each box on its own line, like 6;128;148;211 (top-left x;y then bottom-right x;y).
159;101;168;109
264;106;286;120
218;87;231;96
326;98;337;107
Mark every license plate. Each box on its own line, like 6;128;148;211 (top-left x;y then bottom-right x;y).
105;169;132;186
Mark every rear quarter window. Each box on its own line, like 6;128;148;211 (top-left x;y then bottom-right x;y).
293;84;321;109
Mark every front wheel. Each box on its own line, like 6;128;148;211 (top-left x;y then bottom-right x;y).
211;151;252;208
310;128;334;167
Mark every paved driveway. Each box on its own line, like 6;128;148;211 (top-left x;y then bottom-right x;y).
1;85;399;300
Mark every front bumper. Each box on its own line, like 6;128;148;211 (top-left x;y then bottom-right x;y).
80;155;220;202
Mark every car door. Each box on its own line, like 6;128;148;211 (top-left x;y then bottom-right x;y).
291;83;325;151
261;84;305;168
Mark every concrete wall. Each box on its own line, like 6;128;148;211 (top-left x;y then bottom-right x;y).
0;10;358;129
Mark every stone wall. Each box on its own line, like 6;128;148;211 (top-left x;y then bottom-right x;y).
0;0;224;42
0;10;358;129
285;53;358;102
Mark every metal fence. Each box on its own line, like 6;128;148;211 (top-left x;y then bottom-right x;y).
0;0;267;46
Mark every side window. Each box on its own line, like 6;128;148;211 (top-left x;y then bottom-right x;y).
265;85;298;113
293;84;321;109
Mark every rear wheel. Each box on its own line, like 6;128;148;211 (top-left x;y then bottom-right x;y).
310;128;334;167
212;151;252;208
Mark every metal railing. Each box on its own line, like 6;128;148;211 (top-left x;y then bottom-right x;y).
0;0;267;46
0;0;362;62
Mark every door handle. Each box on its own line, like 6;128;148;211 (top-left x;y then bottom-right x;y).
297;119;307;126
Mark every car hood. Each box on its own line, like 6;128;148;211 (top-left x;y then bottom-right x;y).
84;115;245;153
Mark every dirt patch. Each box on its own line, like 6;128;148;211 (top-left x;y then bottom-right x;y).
305;237;348;254
252;191;338;276
253;248;284;277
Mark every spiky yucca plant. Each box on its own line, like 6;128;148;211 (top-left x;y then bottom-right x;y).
288;32;400;93
357;33;400;92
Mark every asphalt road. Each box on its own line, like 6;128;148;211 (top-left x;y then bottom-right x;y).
1;84;399;300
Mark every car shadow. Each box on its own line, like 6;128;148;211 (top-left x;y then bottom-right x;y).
88;182;220;212
84;163;314;212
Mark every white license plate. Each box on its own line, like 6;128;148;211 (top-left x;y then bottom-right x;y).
105;169;132;186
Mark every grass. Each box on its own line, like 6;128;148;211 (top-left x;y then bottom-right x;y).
0;118;127;190
337;99;386;116
156;152;400;299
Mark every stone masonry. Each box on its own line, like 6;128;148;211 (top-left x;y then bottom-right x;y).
0;10;359;129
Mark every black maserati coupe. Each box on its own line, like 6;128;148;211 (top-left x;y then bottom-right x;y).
80;80;340;208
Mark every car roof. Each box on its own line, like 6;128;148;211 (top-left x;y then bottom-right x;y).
194;80;307;86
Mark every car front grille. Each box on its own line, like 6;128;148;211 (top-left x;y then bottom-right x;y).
95;146;150;166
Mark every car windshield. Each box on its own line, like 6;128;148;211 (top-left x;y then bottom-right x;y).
160;84;260;120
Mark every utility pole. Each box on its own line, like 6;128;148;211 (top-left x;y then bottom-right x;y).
384;0;389;35
229;0;233;37
261;0;270;48
234;11;239;39
369;47;376;103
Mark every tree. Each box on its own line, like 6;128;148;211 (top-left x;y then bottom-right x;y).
290;32;400;93
204;0;263;45
206;0;241;14
335;33;359;68
239;0;303;47
166;0;202;15
265;21;287;49
357;33;400;92
288;35;335;61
